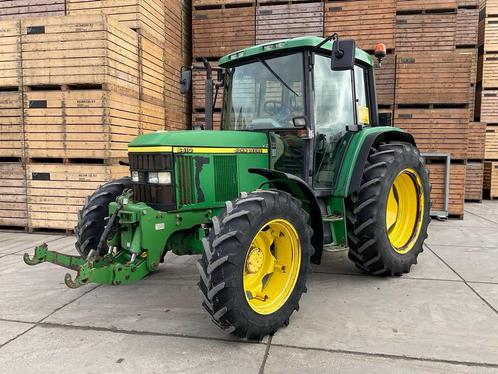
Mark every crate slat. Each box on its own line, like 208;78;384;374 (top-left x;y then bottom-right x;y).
465;161;484;201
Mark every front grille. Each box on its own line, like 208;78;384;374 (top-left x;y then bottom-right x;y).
176;155;196;206
128;152;176;211
214;155;238;202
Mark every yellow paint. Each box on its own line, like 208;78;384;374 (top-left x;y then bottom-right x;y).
128;146;173;153
128;146;268;154
358;106;370;125
386;168;425;254
243;219;301;315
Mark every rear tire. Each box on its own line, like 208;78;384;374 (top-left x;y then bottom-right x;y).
75;177;131;258
197;189;313;340
346;142;430;275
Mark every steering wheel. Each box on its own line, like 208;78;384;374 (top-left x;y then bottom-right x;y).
263;100;293;116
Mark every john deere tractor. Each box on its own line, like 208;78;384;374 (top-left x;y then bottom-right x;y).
24;35;430;340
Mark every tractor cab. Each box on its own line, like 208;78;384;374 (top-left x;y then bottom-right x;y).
201;36;385;190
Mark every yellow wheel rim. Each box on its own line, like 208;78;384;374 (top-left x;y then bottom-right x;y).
243;219;301;315
386;168;425;254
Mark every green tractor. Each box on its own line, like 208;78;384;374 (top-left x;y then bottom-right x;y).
24;35;430;340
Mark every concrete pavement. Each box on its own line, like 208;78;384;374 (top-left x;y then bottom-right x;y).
0;202;497;373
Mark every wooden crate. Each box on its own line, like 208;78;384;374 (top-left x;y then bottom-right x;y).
395;13;457;53
485;124;498;159
467;122;486;159
374;53;395;106
193;6;256;58
324;0;396;50
67;0;165;45
256;2;323;44
484;161;498;199
396;0;457;11
481;16;498;52
0;161;27;227
20;14;140;95
480;53;498;88
395;53;472;105
0;20;21;88
164;0;191;130
139;34;165;106
26;162;128;230
23;88;164;160
456;7;479;47
0;0;65;20
394;107;469;159
465;162;484;201
480;90;498;122
0;91;23;158
427;161;465;216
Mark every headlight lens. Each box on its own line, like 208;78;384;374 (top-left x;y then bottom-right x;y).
148;171;171;184
131;171;139;182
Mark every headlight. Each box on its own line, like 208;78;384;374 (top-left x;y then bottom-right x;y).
131;171;139;182
148;171;171;184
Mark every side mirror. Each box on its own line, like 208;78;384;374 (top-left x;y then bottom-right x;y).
331;39;356;71
180;67;192;95
292;116;308;128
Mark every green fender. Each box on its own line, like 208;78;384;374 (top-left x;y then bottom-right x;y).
334;127;416;198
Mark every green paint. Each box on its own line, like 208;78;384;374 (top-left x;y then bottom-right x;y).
219;36;373;67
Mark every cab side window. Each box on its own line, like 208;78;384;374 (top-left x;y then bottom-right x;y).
354;65;370;126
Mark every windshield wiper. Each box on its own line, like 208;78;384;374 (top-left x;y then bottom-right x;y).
257;58;299;97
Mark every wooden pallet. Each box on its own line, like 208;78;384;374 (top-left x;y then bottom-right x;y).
22;87;164;160
20;14;140;95
67;0;166;46
0;91;23;158
484;161;498;199
0;0;65;20
395;52;472;105
396;0;457;12
256;2;323;44
0;161;27;228
395;12;457;53
193;6;255;58
26;162;128;230
427;161;465;216
324;0;396;51
0;20;22;88
467;122;486;159
485;124;498;159
374;53;395;106
465;161;484;201
394;107;469;159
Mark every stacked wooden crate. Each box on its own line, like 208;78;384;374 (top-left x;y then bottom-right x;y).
479;0;498;199
0;2;192;231
392;0;479;217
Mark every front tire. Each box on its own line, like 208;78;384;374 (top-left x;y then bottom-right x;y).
346;142;430;275
197;190;313;340
75;177;131;258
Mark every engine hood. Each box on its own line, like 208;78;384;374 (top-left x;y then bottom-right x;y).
128;130;269;152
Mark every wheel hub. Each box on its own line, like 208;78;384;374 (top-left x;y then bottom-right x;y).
246;247;264;274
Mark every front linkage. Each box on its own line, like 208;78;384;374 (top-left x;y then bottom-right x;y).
23;190;212;288
24;190;150;288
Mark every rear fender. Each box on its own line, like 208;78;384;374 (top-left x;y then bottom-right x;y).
248;168;323;265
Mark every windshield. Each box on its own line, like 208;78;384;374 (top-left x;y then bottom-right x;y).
222;53;306;130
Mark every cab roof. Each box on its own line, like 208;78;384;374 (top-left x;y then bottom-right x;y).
218;36;373;67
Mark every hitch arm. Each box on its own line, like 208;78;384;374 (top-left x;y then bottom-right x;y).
24;243;87;271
